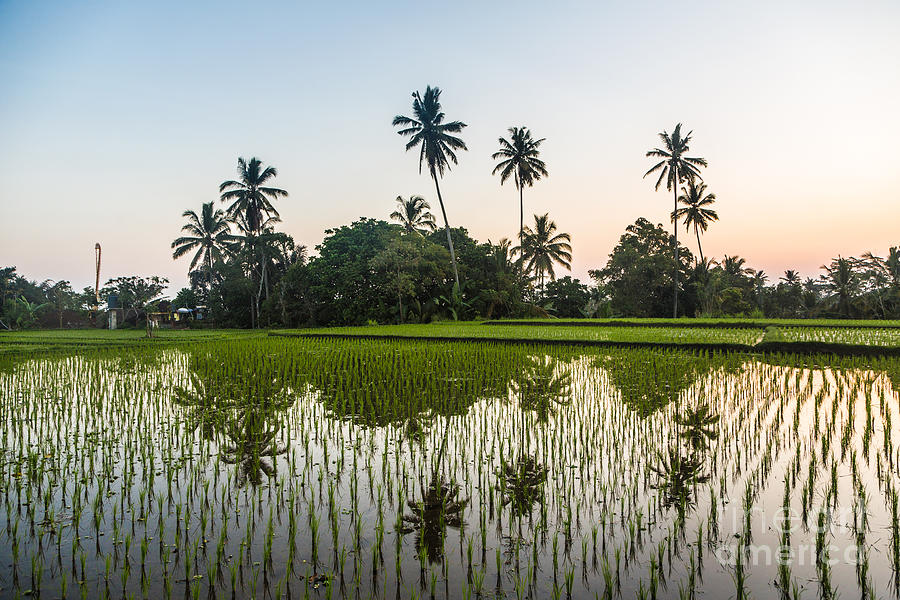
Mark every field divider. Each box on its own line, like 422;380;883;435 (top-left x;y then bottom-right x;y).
270;331;748;354
482;319;900;329
271;330;900;357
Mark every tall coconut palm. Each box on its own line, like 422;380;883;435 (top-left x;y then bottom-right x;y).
821;257;860;317
751;270;768;309
644;124;707;317
672;178;718;263
519;213;572;295
781;270;801;286
391;195;437;236
219;157;288;235
491;127;548;272
393;86;467;289
862;248;900;289
171;201;234;291
219;158;288;327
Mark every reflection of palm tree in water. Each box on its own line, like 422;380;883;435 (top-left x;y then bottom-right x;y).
512;356;571;424
399;475;467;563
677;404;720;451
173;361;295;486
401;372;491;563
500;357;571;516
173;373;234;441
221;408;288;487
650;447;710;511
400;409;468;563
651;403;719;513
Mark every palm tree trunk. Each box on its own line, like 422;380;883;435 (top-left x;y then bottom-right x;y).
431;172;461;290
695;226;704;264
397;263;403;324
518;182;524;279
207;251;214;300
431;416;451;484
672;172;679;318
256;269;265;328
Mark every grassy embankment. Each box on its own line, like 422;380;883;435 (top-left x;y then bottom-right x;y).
277;319;900;355
0;328;260;356
5;318;900;356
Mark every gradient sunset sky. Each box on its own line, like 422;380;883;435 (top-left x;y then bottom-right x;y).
1;0;898;293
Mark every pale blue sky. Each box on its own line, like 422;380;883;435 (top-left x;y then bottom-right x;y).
1;0;899;292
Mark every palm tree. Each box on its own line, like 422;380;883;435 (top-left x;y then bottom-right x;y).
219;157;287;328
751;270;768;309
518;213;572;295
821;257;860;317
393;86;467;289
491;127;548;272
390;195;437;236
171;201;234;291
672;178;718;263
644;124;708;317
722;255;750;278
887;248;900;289
781;270;801;286
219;157;288;235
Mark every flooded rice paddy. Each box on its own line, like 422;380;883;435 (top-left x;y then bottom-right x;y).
2;337;900;599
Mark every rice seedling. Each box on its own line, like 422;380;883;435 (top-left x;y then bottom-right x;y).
2;334;900;598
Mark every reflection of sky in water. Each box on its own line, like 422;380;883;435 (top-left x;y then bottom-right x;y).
1;341;898;599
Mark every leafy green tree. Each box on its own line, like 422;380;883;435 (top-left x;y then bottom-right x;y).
173;287;200;310
390;195;437;236
426;227;517;319
644;124;707;317
672;178;718;263
393;86;467;289
305;219;415;324
17;297;49;328
102;276;169;322
542;276;591;318
208;261;254;328
171;201;234;291
42;280;76;328
590;218;693;317
518;213;572;294
491;127;548;267
718;286;751;316
371;235;450;323
0;267;16;304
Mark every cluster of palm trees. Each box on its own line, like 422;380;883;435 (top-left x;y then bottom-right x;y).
172;157;301;326
172;91;730;319
818;251;900;317
392;86;571;298
644;123;720;317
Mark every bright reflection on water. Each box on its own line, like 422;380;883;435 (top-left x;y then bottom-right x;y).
1;338;899;599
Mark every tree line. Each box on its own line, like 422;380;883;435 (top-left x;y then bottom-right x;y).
3;85;898;329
